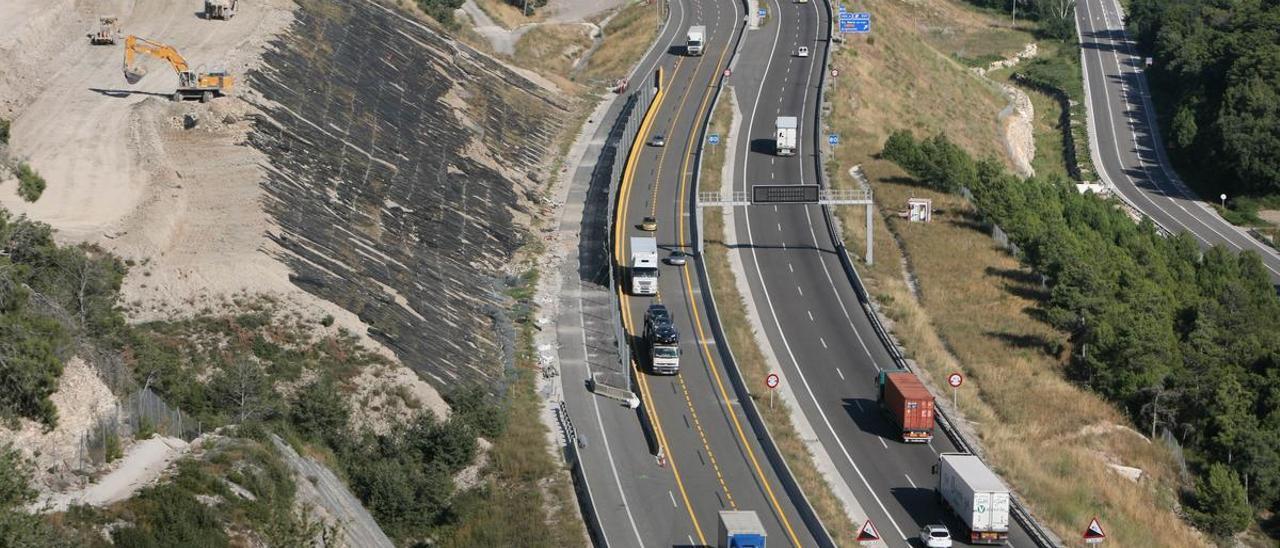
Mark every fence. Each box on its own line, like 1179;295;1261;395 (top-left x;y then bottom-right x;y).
79;387;201;468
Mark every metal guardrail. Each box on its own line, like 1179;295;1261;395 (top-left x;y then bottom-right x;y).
812;1;1063;547
685;2;837;546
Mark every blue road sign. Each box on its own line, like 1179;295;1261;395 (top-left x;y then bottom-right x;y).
828;134;840;146
839;12;855;20
839;22;856;33
708;133;720;145
839;4;846;12
758;7;767;17
852;11;871;19
852;18;870;33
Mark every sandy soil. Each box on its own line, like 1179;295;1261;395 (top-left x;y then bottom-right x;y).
36;435;190;512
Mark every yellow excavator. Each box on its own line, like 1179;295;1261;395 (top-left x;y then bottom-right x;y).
122;35;233;103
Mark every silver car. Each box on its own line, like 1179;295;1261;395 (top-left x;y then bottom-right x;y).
666;250;689;266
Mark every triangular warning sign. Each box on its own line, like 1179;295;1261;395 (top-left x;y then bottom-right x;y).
856;519;881;542
1084;516;1106;540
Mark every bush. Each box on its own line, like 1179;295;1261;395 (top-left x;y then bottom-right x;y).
0;118;9;144
1190;464;1253;538
415;0;465;26
289;378;350;447
446;385;505;439
14;163;45;203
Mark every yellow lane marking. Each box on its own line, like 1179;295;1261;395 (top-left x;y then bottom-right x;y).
674;0;804;544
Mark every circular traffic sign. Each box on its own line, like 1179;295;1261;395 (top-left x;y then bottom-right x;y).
766;373;780;389
947;372;964;388
831;68;839;77
724;68;732;78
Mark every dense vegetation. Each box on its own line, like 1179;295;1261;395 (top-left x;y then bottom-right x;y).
960;0;1078;39
415;0;465;26
0;211;124;426
883;130;1280;538
1127;0;1280;197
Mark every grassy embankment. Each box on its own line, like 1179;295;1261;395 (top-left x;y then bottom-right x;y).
699;91;859;545
824;1;1200;545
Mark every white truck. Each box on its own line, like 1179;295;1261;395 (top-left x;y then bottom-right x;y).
775;116;797;156
717;511;766;548
687;25;706;56
630;237;659;295
936;453;1011;545
644;304;680;375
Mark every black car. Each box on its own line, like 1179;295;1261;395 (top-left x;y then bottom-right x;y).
645;304;672;331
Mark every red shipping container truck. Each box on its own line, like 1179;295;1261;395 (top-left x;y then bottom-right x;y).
876;371;935;442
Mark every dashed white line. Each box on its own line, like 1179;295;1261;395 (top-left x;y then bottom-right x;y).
879;437;888;449
788;263;793;272
820;337;827;348
835;368;844;380
797;285;804;297
669;490;678;508
807;310;814;321
904;474;918;488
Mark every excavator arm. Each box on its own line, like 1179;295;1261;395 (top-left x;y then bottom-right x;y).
122;35;190;84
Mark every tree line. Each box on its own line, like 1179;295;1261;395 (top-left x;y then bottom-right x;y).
1127;0;1280;197
883;130;1280;538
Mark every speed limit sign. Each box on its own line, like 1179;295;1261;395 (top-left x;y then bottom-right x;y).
947;373;964;388
766;373;780;389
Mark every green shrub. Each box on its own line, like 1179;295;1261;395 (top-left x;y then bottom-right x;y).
0;118;9;144
1190;464;1253;538
14;163;45;203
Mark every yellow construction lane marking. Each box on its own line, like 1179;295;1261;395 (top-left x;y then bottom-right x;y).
674;1;804;544
614;61;708;545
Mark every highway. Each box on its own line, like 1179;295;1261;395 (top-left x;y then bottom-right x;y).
721;0;1039;546
615;0;821;545
1076;0;1280;283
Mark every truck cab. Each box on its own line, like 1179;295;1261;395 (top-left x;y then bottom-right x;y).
630;237;659;295
717;511;766;548
644;304;680;375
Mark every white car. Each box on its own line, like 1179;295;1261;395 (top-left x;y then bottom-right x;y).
796;46;810;57
920;524;953;548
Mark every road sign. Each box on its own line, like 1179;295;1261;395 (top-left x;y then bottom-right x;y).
758;7;767;17
708;133;720;145
856;519;881;544
831;68;839;77
947;372;964;388
724;68;732;78
766;373;779;389
752;184;820;204
839;4;846;13
839;12;856;20
1084;517;1106;544
828;133;840;146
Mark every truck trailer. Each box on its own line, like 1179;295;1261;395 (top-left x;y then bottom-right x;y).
630;237;659;295
876;370;935;442
774;116;797;156
717;511;766;548
936;453;1011;544
644;304;680;374
687;25;706;56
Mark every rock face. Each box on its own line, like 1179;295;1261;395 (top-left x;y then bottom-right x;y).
247;0;567;388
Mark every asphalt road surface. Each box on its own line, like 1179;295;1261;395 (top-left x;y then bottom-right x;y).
1076;0;1280;283
724;0;1038;546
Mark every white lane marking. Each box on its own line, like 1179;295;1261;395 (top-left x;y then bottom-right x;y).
669;490;678;508
835;367;843;380
807;310;814;321
879;437;888;449
788;263;793;272
820;337;827;349
797;285;804;296
927;441;939;456
777;222;782;231
904;474;917;488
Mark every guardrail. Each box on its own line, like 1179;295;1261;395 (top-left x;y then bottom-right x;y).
686;2;837;546
812;1;1063;547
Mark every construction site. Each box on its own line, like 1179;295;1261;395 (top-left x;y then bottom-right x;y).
0;0;603;544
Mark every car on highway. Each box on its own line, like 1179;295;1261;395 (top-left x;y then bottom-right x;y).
640;216;658;231
666;250;688;266
649;134;666;147
920;524;952;548
796;46;809;57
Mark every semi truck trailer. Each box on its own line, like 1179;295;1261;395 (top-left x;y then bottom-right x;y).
630;237;658;295
717;511;766;548
876;370;935;442
775;116;797;156
936;453;1011;544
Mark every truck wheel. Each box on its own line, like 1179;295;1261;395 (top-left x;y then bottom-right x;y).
201;91;213;103
171;92;182;103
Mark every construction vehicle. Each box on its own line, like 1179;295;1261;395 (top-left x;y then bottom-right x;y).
204;0;239;20
88;16;121;45
122;35;233;103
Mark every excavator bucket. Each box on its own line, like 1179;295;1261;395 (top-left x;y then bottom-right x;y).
124;65;147;85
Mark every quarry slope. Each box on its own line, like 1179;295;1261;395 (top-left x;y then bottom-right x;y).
246;0;568;387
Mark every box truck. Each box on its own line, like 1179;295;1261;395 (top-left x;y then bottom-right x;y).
775;116;797;156
630;237;659;295
875;370;935;442
687;25;706;56
935;453;1011;544
717;511;766;548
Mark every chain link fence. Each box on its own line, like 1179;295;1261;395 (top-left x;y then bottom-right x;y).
78;388;202;468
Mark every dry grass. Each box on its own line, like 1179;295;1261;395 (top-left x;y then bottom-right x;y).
582;0;660;83
700;92;859;545
512;23;594;87
475;0;548;28
823;1;1204;545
